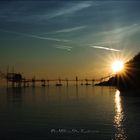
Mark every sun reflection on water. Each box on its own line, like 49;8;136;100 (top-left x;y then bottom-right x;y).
114;90;127;140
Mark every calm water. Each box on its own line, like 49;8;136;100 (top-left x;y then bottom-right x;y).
0;86;140;140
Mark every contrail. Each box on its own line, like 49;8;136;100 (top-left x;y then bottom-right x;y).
47;1;93;19
90;46;120;52
55;45;72;51
41;25;87;35
0;29;69;42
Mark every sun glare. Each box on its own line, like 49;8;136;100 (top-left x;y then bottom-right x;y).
112;60;124;73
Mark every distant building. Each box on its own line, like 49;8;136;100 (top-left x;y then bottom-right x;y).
7;73;22;82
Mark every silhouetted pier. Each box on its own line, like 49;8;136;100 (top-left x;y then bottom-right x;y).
6;75;112;88
0;70;112;88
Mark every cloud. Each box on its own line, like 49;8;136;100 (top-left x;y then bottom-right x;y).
93;24;140;48
90;46;120;52
91;40;120;45
104;24;138;34
41;25;87;35
55;45;72;51
0;29;69;42
100;24;140;38
0;1;94;23
48;1;93;19
88;40;120;48
30;35;69;42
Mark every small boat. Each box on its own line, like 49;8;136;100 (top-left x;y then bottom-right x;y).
85;83;91;86
42;84;46;87
56;83;62;86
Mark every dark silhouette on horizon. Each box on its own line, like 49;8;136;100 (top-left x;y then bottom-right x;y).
97;52;140;95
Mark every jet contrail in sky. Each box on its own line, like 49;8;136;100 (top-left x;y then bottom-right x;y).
90;46;120;52
0;29;69;42
55;45;72;51
40;25;87;35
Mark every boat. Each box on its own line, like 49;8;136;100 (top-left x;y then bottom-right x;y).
56;83;62;86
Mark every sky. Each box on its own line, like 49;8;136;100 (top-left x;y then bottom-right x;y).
0;0;140;79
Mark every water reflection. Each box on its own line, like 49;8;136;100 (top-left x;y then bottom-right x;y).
76;85;79;101
6;87;23;103
114;90;127;140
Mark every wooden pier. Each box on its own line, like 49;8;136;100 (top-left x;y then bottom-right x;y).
6;74;112;88
0;70;112;88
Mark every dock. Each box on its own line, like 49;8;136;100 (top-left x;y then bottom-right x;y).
0;70;112;88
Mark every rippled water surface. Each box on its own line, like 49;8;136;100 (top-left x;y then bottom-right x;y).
0;86;140;140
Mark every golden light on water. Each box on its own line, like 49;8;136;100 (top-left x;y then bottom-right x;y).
115;90;121;113
114;90;127;140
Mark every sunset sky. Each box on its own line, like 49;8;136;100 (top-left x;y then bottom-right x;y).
0;0;140;79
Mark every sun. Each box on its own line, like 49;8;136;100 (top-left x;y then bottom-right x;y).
112;60;124;73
